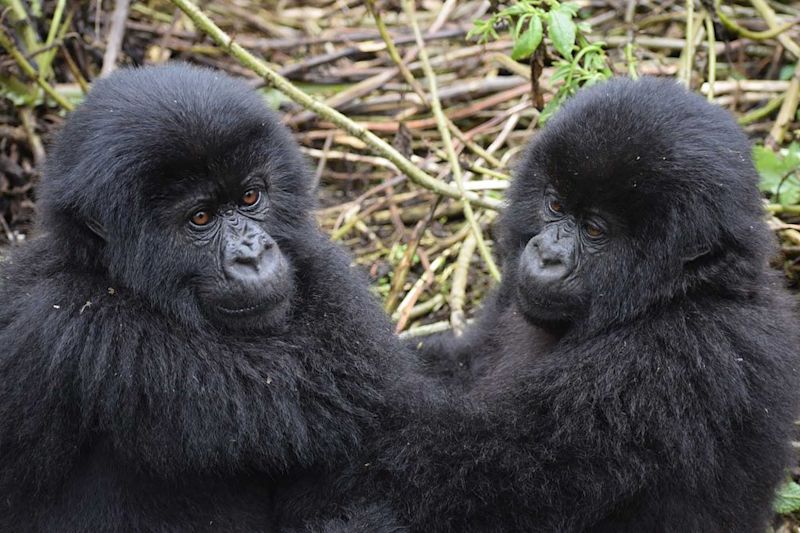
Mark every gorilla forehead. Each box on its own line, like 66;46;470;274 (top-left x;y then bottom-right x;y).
86;63;270;148
517;77;756;221
45;65;292;200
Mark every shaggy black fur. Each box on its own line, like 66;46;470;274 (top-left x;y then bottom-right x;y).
357;77;800;532
0;64;409;531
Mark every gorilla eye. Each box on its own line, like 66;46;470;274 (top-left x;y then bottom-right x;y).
191;211;212;227
241;189;261;207
548;199;564;214
584;222;604;239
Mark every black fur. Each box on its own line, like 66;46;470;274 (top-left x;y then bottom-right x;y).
292;504;406;533
0;63;410;531
362;77;800;531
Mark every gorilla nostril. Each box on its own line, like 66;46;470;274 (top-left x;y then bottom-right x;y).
235;246;263;262
259;234;276;248
234;254;260;266
532;243;563;267
540;255;563;267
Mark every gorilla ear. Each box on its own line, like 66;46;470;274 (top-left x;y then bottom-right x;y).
85;217;108;242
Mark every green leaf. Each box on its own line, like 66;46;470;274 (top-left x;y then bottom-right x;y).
548;7;577;58
774;481;800;514
559;2;580;16
511;16;543;60
781;184;800;206
754;145;788;191
504;3;532;17
786;141;800;165
260;88;290;110
550;59;573;83
583;74;604;87
467;19;490;42
539;96;563;124
754;145;800;206
513;15;526;40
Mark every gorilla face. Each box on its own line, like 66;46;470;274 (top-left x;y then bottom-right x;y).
501;77;769;333
111;134;302;333
513;186;602;327
164;171;295;331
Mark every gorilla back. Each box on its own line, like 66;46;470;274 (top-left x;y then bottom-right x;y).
380;78;800;532
0;64;404;530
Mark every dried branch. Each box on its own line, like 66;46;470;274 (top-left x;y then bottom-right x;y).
403;0;501;281
168;0;500;210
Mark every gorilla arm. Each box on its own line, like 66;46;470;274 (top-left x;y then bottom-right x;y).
412;287;557;391
375;314;760;532
409;295;505;390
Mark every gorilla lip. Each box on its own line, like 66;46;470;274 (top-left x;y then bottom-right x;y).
216;298;275;315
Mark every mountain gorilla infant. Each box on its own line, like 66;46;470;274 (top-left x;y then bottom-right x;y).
0;64;407;530
361;77;799;531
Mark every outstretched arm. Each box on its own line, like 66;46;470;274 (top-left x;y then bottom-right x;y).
409;291;511;390
370;329;746;532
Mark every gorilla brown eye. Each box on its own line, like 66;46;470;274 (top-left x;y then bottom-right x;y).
548;199;564;213
241;189;260;206
191;211;211;226
585;222;604;238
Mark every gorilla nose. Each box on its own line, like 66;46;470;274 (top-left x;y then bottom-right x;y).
225;237;276;281
535;245;565;267
234;247;262;266
236;238;266;262
524;234;572;281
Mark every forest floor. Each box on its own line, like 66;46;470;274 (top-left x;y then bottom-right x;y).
1;0;800;527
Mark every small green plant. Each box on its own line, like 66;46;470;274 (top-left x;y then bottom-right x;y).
774;480;800;515
753;143;800;206
468;0;611;122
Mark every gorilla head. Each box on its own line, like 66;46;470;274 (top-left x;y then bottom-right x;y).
500;77;770;332
40;64;313;332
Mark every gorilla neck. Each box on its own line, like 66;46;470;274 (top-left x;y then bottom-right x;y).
18;238;397;479
523;314;573;338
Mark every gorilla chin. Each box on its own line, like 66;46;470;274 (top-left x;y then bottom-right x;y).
514;269;586;330
200;254;295;332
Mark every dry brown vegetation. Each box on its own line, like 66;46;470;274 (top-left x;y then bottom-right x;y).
2;1;799;336
0;2;797;310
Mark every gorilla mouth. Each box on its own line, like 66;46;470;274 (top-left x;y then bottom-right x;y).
216;299;274;315
199;269;295;331
515;284;583;326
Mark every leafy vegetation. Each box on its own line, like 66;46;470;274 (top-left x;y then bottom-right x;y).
468;0;611;122
775;480;800;515
754;143;800;207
